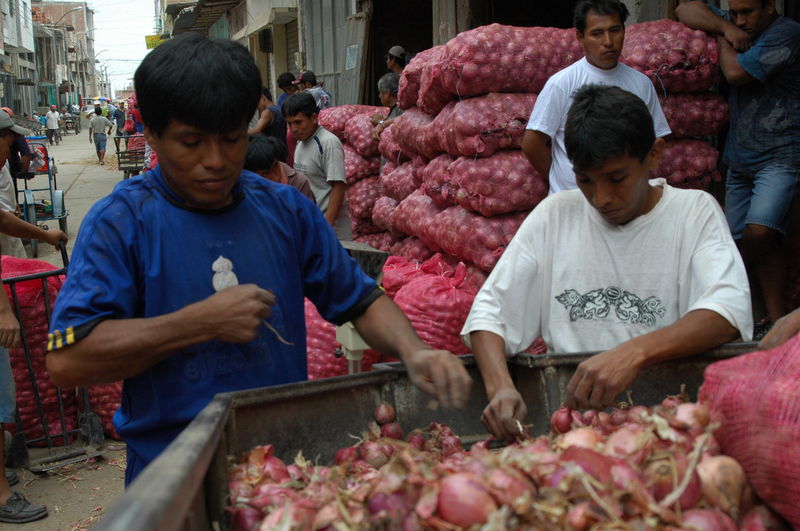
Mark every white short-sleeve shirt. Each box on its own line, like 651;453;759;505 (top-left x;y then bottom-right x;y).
461;180;753;354
527;58;672;194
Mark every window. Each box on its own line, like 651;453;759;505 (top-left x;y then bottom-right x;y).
22;1;28;27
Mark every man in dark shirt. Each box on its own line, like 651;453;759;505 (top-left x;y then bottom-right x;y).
677;0;800;335
247;87;287;147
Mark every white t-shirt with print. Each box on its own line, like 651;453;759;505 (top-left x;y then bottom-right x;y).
527;57;671;195
461;180;753;354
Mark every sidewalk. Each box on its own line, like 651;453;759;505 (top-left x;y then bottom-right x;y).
23;128;125;268
5;129;128;530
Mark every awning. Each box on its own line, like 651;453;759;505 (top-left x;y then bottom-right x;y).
172;0;241;35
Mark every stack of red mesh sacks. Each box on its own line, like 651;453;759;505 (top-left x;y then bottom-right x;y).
305;298;383;380
317;104;392;250
2;257;75;445
699;334;800;528
620;20;727;191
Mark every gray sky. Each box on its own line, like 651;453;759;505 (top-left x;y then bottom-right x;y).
88;0;158;96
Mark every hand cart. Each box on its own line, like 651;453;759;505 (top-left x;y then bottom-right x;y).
115;133;146;180
16;139;68;258
62;114;81;135
4;242;105;472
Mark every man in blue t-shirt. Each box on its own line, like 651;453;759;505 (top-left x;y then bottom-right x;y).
44;34;471;486
677;0;800;335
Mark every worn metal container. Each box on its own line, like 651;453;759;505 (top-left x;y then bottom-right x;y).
93;343;756;531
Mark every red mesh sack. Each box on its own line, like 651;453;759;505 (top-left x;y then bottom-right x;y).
393;262;477;355
379;161;417;203
392;190;444;244
784;205;800;310
377;125;407;166
428;207;528;272
381;256;424;299
390;237;436;264
391;108;438;159
430;25;581;105
345;113;382;158
344;144;380;184
305;298;381;379
371;196;399;236
318;105;386;141
398;46;446;110
354;232;398;253
450;150;548;216
436;93;537;158
87;382;122;440
411;155;427;187
421;154;458;208
351;218;383;239
2;256;77;446
699;336;800;527
346;176;381;221
659;93;729;139
651;139;722;191
621;19;719;93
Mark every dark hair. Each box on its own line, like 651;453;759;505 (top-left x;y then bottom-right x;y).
262;86;273;101
574;0;629;33
386;52;406;68
134;33;261;136
277;72;295;88
565;85;654;172
282;92;318;119
244;135;281;173
95;107;102;115
377;73;400;97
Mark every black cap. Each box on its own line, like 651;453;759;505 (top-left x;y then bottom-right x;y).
294;70;317;85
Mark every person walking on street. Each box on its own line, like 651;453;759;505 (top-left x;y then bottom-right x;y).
45;106;60;146
676;0;800;337
112;101;128;152
247;87;287;147
522;0;671;195
89;108;114;165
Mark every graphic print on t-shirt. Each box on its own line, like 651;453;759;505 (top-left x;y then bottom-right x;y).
556;286;665;327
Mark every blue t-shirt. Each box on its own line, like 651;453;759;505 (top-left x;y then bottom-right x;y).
712;7;800;170
261;103;287;147
48;167;378;478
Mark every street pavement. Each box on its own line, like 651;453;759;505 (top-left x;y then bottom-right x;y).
24;126;125;268
7;128;128;530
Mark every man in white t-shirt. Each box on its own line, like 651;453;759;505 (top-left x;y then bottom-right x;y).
523;0;671;195
283;91;351;240
463;85;752;440
45;105;61;146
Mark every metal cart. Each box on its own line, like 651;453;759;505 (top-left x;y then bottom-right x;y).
62;114;81;135
4;243;104;473
93;343;757;531
16;139;68;258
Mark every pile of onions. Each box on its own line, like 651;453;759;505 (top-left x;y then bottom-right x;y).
390;107;438;160
449;150;548;217
398;46;446;110
391;190;445;246
227;394;784;530
318;105;385;141
370;196;399;235
87;382;123;440
434;92;537;158
621;19;719;93
343;144;379;184
350;217;383;239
